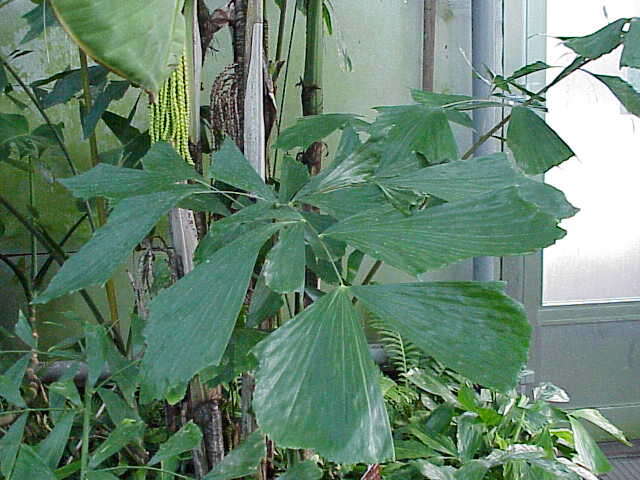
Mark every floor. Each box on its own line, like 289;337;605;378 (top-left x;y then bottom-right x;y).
601;441;640;480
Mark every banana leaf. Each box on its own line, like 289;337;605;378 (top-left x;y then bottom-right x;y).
50;0;185;94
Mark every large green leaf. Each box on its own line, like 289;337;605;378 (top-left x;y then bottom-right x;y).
294;139;382;200
203;431;265;480
277;460;323;480
148;421;203;465
563;18;627;59
12;445;57;480
35;411;76;469
274;113;364;151
0;354;30;407
371;105;458;168
142;224;280;401
35;187;195;304
352;282;530;391
304;183;388;220
507;107;574;175
621;18;640;68
411;90;474;128
209;139;276;201
89;419;146;468
263;222;306;293
60;142;200;200
323;187;565;276
592;74;640;117
569;418;611;474
50;0;185;94
194;202;274;262
0;413;27;478
253;288;394;463
381;153;577;219
278;156;309;202
570;409;631;446
60;165;199;200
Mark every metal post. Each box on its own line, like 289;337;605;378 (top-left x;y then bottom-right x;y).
471;0;503;281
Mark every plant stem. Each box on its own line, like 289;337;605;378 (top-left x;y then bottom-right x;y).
274;0;287;64
80;385;92;480
272;4;298;178
33;214;88;289
0;253;32;301
462;115;510;159
362;260;382;286
301;0;324;174
0;54;96;231
462;57;594;160
79;50;121;339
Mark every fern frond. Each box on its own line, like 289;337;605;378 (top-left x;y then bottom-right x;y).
368;316;424;378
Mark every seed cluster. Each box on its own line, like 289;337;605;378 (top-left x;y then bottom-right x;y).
149;55;192;163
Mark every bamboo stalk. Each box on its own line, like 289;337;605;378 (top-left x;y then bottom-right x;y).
301;0;324;175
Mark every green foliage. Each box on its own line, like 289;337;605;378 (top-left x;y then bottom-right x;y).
50;0;185;94
2;12;640;480
382;369;623;480
253;289;394;463
203;431;265;480
506;106;574;174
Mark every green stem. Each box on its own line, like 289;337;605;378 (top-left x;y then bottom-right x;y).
272;5;298;178
362;260;382;286
28;156;37;283
302;0;324;119
80;386;92;480
33;214;88;290
462;57;594;160
274;0;288;63
79;50;121;339
0;54;96;231
0;253;32;301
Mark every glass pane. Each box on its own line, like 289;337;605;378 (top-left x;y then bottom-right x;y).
542;0;640;306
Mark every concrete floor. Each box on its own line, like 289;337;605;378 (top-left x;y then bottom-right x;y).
601;441;640;480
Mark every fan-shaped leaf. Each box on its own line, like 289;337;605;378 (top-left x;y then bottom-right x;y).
352;282;531;391
253;288;394;463
263;222;306;293
142;224;281;401
507;107;574;175
324;187;565;276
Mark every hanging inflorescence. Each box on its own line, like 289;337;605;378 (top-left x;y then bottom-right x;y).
149;55;192;163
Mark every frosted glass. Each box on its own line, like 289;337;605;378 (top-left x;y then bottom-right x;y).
542;0;640;306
